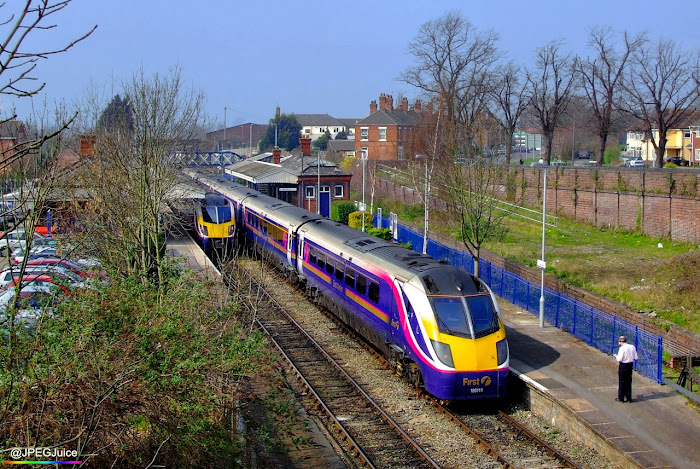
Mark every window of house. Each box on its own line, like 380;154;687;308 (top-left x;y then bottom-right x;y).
379;127;387;141
398;146;404;160
696;149;700;160
320;185;330;193
685;130;691;138
368;282;380;304
334;185;344;198
306;186;315;198
360;127;369;141
304;128;311;134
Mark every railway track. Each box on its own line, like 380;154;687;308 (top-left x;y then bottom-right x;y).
222;254;602;468
224;258;440;469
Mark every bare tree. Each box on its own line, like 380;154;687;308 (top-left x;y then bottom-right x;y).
622;37;700;167
577;27;645;165
527;40;577;164
436;156;507;278
489;62;530;164
76;66;206;288
400;11;500;155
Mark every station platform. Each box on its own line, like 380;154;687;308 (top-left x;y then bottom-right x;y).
500;301;700;469
166;234;220;279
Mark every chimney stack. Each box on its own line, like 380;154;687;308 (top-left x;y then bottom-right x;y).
414;99;422;113
273;147;281;164
379;93;386;111
426;102;433;114
80;134;95;156
300;136;311;156
387;94;393;111
402;97;408;112
370;100;377;114
276;106;280;118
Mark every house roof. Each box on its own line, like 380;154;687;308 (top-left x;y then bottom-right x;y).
356;109;423;126
0;120;26;140
327;140;355;152
223;152;350;184
295;114;346;127
337;118;360;128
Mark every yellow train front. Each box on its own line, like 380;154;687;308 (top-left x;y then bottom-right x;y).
194;191;235;251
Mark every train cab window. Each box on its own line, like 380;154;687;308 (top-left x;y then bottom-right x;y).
466;295;499;338
356;275;367;296
326;258;334;275
309;248;317;264
335;263;344;281
368;282;380;304
344;268;355;287
318;253;325;270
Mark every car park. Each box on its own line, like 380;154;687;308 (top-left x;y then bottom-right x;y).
8;274;73;296
25;257;101;279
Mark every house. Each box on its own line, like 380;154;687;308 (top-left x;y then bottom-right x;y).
625;111;700;166
0;120;28;165
326;139;357;162
296;113;348;141
205;123;267;153
689;120;700;166
355;94;427;160
223;136;350;217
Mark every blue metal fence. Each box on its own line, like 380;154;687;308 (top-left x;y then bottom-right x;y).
376;215;663;383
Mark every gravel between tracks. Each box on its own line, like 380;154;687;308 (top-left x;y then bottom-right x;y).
241;258;620;469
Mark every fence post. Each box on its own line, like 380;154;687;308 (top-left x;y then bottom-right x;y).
572;303;577;336
556;294;561;328
500;268;504;297
589;311;594;346
634;326;639;370
612;317;617;355
656;337;663;384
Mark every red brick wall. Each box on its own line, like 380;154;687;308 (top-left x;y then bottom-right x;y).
360;162;700;243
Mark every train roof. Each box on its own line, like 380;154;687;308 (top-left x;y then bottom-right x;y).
302;218;447;278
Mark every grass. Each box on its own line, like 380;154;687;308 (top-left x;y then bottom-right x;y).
375;194;700;335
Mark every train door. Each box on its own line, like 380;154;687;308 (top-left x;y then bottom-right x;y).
296;230;306;275
286;224;294;268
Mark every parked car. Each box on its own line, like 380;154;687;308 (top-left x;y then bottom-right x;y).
25;257;102;279
664;156;683;166
625;157;645;168
0;230;48;255
12;244;59;265
8;274;73;296
0;266;85;289
0;285;64;330
551;160;568;167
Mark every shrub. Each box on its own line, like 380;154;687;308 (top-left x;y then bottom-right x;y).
367;227;392;240
399;204;425;221
332;201;356;224
348;211;373;230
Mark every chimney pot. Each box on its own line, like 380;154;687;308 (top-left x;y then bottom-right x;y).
402;97;408;112
370;100;377;114
379;94;386;111
387;94;393;111
414;99;422;113
300;136;311;156
273;147;281;164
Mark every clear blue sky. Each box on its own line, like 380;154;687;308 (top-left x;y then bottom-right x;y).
4;0;698;128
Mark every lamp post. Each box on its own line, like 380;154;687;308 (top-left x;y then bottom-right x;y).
361;149;367;232
538;167;548;328
415;153;429;255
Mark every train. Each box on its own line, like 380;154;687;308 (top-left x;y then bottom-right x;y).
185;168;509;400
193;191;235;251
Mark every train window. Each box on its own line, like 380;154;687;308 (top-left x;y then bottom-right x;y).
335;263;344;281
466;295;499;338
318;253;325;270
309;248;317;264
326;258;334;275
368;282;380;304
356;275;367;296
345;268;355;287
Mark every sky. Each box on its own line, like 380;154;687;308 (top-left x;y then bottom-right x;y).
4;0;699;129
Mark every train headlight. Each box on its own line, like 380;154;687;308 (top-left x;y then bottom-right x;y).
430;340;454;368
200;225;208;236
228;224;235;236
496;338;509;366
